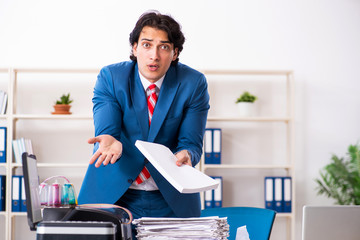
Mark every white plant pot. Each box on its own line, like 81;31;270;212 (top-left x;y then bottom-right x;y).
237;102;255;117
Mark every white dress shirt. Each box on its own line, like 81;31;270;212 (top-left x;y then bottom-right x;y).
129;72;165;191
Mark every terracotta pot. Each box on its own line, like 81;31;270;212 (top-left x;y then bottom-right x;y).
52;104;72;115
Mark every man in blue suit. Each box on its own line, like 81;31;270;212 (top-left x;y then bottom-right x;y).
78;11;210;223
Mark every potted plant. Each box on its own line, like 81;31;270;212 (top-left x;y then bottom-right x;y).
235;91;257;117
315;143;360;205
52;93;73;115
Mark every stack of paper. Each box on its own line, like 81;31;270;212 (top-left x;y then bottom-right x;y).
133;216;229;240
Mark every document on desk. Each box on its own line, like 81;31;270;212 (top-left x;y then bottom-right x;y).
133;216;229;239
135;140;219;193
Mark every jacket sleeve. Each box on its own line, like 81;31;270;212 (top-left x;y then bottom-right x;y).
92;67;123;139
176;74;210;167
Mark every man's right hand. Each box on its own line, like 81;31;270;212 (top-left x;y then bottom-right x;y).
88;134;123;168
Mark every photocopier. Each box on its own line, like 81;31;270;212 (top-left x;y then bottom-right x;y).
22;152;133;240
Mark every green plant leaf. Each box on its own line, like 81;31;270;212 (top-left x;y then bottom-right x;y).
314;143;360;205
235;91;257;103
55;93;73;105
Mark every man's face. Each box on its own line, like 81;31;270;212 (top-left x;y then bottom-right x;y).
132;26;178;83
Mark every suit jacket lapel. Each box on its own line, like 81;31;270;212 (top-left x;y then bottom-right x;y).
148;66;180;142
130;65;149;140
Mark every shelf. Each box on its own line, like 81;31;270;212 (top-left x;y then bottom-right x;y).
276;213;293;218
37;163;89;168
13;68;99;74
0;163;7;168
202;164;293;170
201;70;293;76
10;212;27;217
11;163;89;168
12;114;93;120
0;212;7;216
207;116;291;122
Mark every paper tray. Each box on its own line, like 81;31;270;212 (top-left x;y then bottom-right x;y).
36;221;116;240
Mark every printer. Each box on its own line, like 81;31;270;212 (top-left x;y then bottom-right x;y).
22;152;133;240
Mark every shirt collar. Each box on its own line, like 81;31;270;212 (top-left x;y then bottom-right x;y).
139;71;165;91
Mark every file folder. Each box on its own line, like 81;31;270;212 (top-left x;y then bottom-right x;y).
1;92;7;114
283;177;292;212
204;189;213;208
21;176;27;212
204;129;213;164
0;175;5;211
0;127;6;163
204;128;222;164
0;91;7;114
212;129;222;164
12;175;21;212
274;177;283;212
12;139;21;164
264;177;274;210
213;176;222;207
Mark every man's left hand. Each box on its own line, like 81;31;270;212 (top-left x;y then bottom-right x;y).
175;150;191;166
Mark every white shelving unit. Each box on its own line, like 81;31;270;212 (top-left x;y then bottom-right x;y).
200;70;295;240
0;68;295;240
0;68;99;240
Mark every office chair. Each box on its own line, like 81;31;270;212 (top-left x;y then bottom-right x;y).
201;207;276;240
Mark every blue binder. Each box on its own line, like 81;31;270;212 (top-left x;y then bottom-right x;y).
12;175;21;212
264;177;274;210
204;129;213;164
213;176;222;207
204;128;222;164
0;127;6;163
274;177;283;212
20;176;27;212
0;175;5;211
282;177;292;212
212;129;222;164
204;189;213;208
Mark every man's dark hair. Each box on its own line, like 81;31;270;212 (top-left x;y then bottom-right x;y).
129;11;185;65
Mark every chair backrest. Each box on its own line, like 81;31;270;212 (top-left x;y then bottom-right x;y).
201;207;276;240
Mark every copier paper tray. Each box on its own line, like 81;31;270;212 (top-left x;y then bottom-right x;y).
37;221;116;240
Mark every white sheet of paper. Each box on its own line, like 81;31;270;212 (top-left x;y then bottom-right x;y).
236;225;250;240
135;140;219;193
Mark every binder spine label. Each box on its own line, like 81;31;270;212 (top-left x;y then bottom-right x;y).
204;129;213;164
12;175;21;212
0;127;6;163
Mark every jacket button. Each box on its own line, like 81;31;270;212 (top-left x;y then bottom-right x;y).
144;159;149;164
127;179;133;184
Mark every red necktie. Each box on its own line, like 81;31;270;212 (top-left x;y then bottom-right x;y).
135;84;157;184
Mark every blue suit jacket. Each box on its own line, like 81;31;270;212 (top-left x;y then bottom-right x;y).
78;61;210;217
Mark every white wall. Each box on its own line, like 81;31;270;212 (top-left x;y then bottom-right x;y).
1;0;360;240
